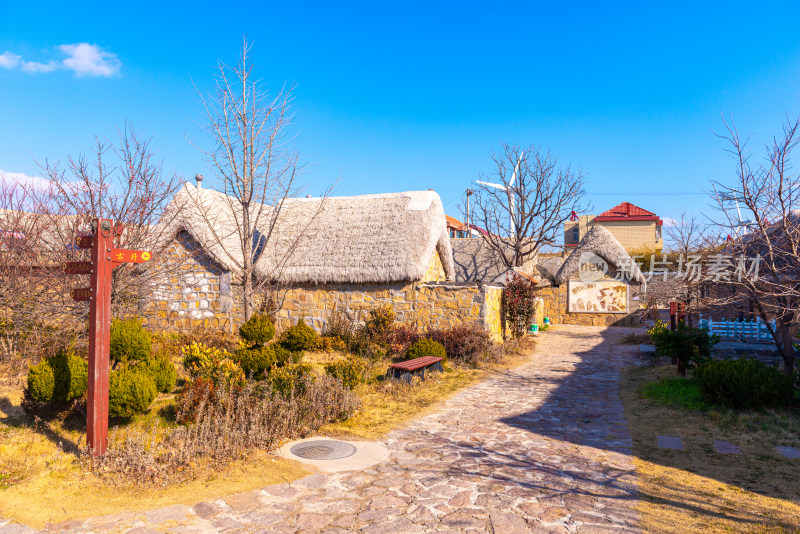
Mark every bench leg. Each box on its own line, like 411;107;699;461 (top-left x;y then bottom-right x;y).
431;362;444;373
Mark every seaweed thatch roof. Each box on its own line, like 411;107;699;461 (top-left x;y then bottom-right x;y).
157;183;454;285
555;224;645;285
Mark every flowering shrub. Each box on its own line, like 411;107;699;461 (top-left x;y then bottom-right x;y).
502;273;538;338
182;342;245;387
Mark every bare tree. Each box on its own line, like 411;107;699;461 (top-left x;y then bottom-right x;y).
471;143;588;267
665;209;708;256
192;39;317;321
0;178;75;377
708;115;800;375
35;122;185;316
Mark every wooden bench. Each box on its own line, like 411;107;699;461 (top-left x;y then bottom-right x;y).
386;356;444;383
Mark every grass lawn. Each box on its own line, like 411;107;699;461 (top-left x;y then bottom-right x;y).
620;365;800;534
0;339;534;527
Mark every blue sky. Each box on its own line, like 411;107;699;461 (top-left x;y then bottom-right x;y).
1;1;799;226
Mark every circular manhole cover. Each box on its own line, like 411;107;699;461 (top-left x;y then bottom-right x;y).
290;439;357;460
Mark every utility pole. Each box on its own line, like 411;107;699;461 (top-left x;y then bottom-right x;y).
465;188;474;237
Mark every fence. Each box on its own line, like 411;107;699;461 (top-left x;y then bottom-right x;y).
698;315;775;343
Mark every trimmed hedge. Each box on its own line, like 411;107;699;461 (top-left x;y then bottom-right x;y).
141;353;177;393
239;313;275;346
27;348;88;403
110;319;152;366
406;338;447;363
278;319;318;352
109;367;157;418
696;359;794;410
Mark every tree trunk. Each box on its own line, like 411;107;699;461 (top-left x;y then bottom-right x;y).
778;319;795;376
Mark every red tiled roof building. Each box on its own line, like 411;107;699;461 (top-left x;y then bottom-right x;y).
564;202;663;251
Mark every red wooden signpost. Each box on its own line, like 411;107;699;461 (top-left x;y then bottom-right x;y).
66;218;151;456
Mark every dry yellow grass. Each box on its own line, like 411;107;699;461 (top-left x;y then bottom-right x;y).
0;402;310;528
0;338;536;527
621;365;800;533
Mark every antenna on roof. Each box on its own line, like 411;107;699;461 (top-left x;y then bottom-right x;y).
195;174;204;189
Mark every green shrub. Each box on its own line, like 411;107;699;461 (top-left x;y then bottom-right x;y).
27;360;55;402
269;362;314;397
406;338;447;363
110;319;152;366
648;320;718;371
324;357;369;389
47;348;88;403
278;319;318;352
234;345;277;380
238;313;275;346
141;353;177;393
108;367;157;418
182;342;245;387
696;359;794;410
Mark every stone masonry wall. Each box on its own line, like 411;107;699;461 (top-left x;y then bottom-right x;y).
142;231;241;331
275;282;504;341
142;233;502;339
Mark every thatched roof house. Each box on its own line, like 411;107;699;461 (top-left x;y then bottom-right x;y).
555;224;645;285
158;183;454;285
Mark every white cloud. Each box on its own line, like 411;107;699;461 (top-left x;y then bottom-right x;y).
59;43;121;77
0;51;21;69
21;60;59;73
0;43;120;77
662;217;678;227
0;170;51;190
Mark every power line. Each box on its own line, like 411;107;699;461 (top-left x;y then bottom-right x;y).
586;192;706;196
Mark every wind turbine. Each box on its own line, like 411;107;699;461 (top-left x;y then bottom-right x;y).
477;150;524;236
717;192;753;239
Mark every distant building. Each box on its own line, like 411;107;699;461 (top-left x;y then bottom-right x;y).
445;215;469;239
564;202;663;251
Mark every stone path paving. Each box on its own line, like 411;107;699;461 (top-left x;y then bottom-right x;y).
2;326;642;534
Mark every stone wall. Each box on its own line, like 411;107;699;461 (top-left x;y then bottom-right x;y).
141;231;242;331
535;283;640;327
275;282;504;341
141;232;503;339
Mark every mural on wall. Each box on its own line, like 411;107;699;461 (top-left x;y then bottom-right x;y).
567;280;628;313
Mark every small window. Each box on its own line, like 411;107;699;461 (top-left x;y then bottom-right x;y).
572;227;579;242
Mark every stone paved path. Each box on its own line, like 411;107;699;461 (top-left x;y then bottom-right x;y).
3;325;642;534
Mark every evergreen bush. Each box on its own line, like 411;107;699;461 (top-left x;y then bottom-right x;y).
696;359;794;410
234;345;277;380
108;367;157;418
406;338;447;363
324;357;369;389
238;312;275;346
278;319;318;352
269;362;314;397
27;360;55;402
27;348;88;404
141;353;177;393
110;319;152;366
